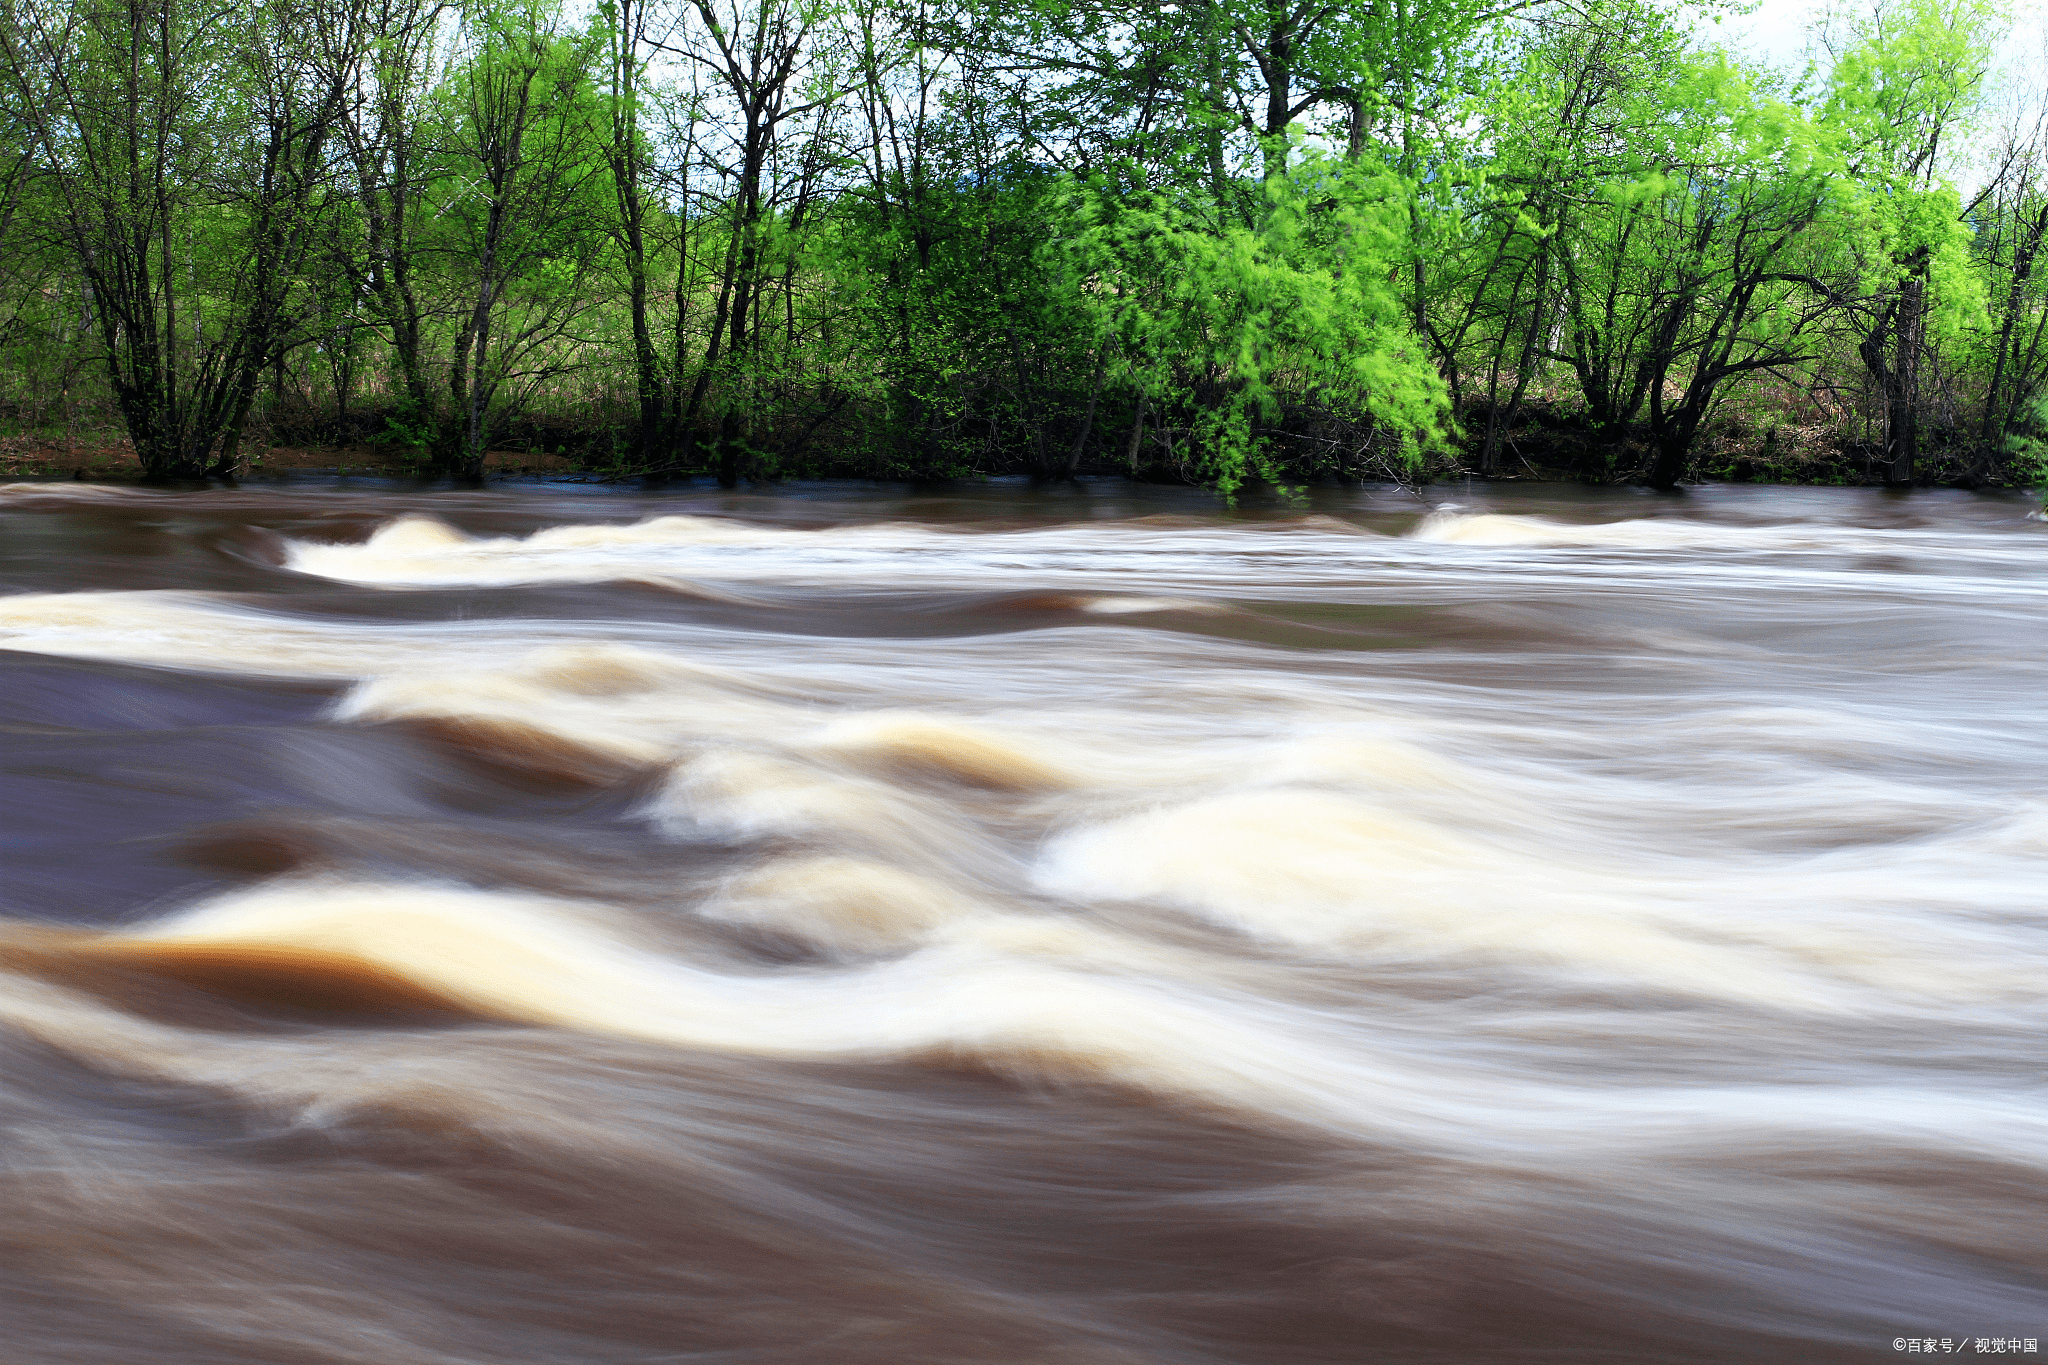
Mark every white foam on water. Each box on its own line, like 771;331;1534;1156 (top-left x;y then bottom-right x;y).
267;508;2048;606
1408;511;1813;547
0;591;581;676
1034;788;2042;1012
8;578;2048;1035
8;497;2048;1222
1077;596;1231;614
701;857;996;955
0;481;153;501
6;876;2044;1177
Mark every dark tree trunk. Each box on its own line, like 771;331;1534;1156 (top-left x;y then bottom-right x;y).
1860;249;1930;488
1984;205;2048;446
1889;273;1925;485
1061;359;1104;480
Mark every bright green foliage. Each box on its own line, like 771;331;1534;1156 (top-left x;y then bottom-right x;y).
424;7;615;473
815;160;1092;476
1052;153;1447;495
0;0;2040;487
1822;0;1998;335
2005;390;2048;490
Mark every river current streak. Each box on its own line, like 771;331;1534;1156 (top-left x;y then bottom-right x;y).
0;478;2043;1364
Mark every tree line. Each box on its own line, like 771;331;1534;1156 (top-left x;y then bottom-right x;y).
0;0;2041;490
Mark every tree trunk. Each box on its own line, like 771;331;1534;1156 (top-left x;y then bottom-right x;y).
1061;358;1104;480
1984;205;2047;445
1860;249;1930;488
1644;419;1696;491
1889;272;1924;485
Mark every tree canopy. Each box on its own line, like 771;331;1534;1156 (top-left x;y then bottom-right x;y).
0;0;2039;487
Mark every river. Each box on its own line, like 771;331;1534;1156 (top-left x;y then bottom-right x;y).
1;476;2043;1363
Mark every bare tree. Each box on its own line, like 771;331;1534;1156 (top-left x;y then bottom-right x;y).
332;0;447;460
436;1;606;477
0;0;357;477
661;0;843;485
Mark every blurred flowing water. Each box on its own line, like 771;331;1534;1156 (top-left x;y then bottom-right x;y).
0;475;2043;1364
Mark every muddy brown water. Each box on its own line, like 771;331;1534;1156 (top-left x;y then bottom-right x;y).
1;475;2045;1364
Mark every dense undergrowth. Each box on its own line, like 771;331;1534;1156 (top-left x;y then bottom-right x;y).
4;379;2043;490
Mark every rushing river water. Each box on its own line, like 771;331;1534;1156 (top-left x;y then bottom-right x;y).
1;476;2044;1364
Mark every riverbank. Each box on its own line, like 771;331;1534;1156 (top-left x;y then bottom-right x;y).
0;435;580;481
0;409;2031;489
